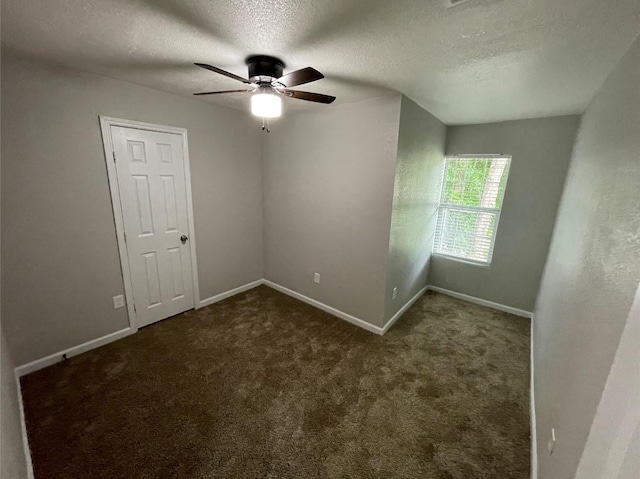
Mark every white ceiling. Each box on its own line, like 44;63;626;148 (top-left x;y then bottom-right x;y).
2;0;639;124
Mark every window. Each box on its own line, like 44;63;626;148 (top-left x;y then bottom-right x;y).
434;155;511;264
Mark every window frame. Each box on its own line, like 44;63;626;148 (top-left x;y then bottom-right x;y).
433;154;512;266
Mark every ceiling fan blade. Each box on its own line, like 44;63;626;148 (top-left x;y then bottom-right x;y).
275;67;324;88
193;89;252;96
281;89;336;104
194;63;252;84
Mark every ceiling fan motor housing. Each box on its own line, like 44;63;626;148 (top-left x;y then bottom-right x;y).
193;57;335;104
246;55;285;84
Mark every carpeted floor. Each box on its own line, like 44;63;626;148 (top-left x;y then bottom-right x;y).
21;286;530;478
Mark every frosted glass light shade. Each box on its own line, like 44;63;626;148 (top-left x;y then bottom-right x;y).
251;93;282;118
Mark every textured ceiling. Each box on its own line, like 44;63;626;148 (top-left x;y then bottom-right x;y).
2;0;639;124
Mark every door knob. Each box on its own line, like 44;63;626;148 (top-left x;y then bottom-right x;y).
180;235;189;244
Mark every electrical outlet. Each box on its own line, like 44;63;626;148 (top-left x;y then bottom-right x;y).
548;428;556;456
314;272;321;284
392;287;398;299
113;294;125;309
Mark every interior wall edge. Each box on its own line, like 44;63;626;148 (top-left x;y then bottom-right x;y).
16;275;423;381
1;328;30;479
383;94;446;322
1;54;264;365
431;114;581;312
15;372;35;479
262;279;384;335
262;95;403;328
0;51;250;118
426;285;533;318
14;277;268;377
530;315;538;479
14;328;136;378
199;279;264;308
381;284;428;334
532;36;640;479
573;282;640;479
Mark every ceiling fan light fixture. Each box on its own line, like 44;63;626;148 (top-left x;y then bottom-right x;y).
251;91;282;118
193;57;335;129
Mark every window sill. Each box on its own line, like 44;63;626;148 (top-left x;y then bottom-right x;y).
432;253;492;268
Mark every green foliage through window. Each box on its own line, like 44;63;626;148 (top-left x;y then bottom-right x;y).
434;157;511;263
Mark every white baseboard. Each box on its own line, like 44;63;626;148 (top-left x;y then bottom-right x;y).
426;285;533;318
198;279;264;308
382;285;429;334
530;315;538;479
262;280;384;335
17;280;265;378
204;279;428;336
426;284;536;477
12;280;536;479
15;327;135;378
15;372;35;479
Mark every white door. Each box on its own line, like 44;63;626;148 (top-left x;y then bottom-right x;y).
111;126;195;327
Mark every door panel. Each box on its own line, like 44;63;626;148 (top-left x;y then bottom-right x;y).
133;175;154;235
111;126;195;327
167;247;186;299
142;252;162;307
160;175;178;232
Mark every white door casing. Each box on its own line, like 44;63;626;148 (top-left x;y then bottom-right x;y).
100;117;200;330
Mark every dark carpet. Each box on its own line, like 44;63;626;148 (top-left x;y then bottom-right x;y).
21;286;530;478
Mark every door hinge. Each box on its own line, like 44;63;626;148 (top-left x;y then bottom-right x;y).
123;232;127;242
112;151;116;162
133;304;137;312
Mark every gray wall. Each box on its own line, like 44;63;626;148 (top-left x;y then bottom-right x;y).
1;329;28;479
1;124;29;477
574;285;640;479
428;115;580;311
263;96;402;328
384;96;446;322
1;56;263;365
534;38;640;479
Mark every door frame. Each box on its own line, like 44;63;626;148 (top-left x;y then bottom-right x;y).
99;116;201;330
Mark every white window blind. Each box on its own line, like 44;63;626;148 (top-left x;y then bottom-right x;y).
434;156;511;264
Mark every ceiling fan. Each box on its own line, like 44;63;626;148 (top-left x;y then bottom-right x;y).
193;55;336;130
